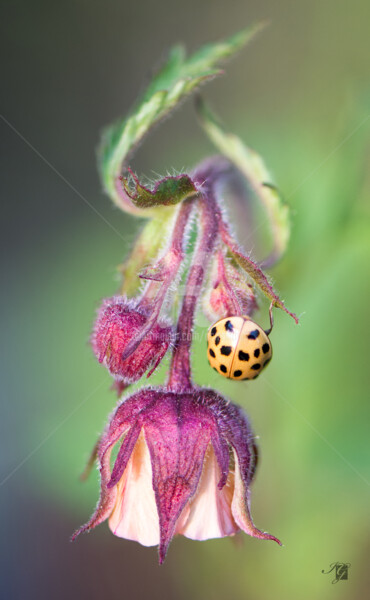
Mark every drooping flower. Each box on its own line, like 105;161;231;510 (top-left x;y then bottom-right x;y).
72;387;281;563
92;296;173;383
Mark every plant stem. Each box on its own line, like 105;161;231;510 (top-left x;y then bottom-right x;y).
168;174;221;391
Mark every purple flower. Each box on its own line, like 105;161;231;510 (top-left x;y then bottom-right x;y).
72;387;281;563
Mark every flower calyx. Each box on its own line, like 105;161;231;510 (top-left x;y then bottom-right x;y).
72;387;281;563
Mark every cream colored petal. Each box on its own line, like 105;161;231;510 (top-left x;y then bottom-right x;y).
108;430;160;547
231;448;281;543
176;444;238;540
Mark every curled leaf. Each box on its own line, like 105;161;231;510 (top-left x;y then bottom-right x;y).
196;97;290;267
99;25;265;214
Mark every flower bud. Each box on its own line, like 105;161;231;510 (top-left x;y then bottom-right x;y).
92;297;173;383
203;251;258;322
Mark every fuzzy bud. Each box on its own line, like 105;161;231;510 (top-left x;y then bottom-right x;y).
92;296;173;383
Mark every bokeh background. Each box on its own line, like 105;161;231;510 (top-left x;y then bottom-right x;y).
1;1;369;598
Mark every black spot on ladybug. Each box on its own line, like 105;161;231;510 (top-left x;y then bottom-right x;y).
254;348;260;358
243;375;250;380
225;320;234;332
220;345;232;356
209;348;215;358
248;329;260;340
215;336;220;346
251;363;261;370
263;358;271;367
220;364;227;373
211;327;217;336
252;374;259;379
234;370;242;377
213;367;218;371
262;343;270;354
238;350;249;361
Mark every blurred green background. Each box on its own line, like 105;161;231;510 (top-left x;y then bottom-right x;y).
1;0;369;598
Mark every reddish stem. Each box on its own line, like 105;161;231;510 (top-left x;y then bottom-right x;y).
168;186;220;391
139;199;193;308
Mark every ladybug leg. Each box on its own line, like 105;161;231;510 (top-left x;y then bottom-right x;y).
264;302;274;335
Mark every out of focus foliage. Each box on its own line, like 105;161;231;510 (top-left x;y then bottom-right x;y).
2;1;369;598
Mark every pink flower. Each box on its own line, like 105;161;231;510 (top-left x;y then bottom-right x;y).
92;296;173;383
72;387;281;563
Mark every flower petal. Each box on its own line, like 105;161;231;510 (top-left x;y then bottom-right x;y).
176;444;238;540
231;449;281;545
108;430;160;546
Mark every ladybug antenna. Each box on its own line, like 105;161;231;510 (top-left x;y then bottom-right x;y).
264;303;274;336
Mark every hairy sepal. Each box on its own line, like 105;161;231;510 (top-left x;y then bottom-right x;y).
121;170;198;209
220;223;298;323
203;251;258;320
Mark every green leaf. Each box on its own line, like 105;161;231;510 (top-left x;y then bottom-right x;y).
196;97;291;266
119;211;176;296
121;171;197;208
99;24;264;213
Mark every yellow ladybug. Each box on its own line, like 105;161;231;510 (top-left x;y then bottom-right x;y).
207;315;273;380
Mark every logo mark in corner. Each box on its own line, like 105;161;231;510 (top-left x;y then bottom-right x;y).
322;562;351;584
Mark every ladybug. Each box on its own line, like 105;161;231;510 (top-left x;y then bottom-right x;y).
207;314;273;380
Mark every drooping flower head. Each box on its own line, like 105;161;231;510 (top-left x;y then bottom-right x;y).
72;387;280;563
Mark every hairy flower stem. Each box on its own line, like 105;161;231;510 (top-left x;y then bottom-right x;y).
141;199;194;303
168;185;220;391
120;200;194;361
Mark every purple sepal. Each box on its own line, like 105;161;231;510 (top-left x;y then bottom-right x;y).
73;386;279;562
